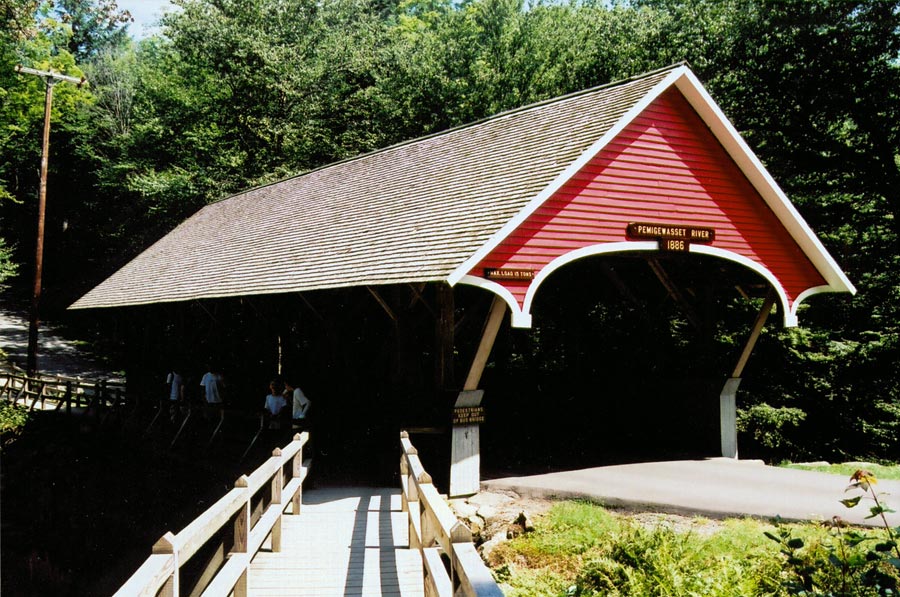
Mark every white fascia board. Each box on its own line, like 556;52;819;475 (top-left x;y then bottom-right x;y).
461;241;807;329
673;70;856;295
457;275;533;328
447;66;690;286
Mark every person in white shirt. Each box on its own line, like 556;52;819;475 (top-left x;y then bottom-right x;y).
284;377;311;430
264;379;288;416
165;368;184;421
166;369;183;402
199;367;225;405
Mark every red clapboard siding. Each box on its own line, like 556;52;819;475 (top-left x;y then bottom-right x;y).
472;87;827;307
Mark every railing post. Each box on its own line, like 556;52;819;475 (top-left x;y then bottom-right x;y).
418;472;436;549
400;431;410;514
292;433;303;515
91;380;100;411
233;475;250;597
450;521;474;593
271;448;284;552
152;531;179;597
65;381;72;414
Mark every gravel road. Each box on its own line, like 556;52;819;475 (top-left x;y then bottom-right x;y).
0;306;121;380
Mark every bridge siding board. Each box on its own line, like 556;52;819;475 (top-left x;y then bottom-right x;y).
248;488;425;597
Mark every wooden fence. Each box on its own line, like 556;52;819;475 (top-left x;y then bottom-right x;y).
400;431;504;597
114;432;309;597
0;369;126;414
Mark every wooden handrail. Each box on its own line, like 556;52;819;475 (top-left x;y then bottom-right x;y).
114;432;309;597
400;431;503;597
0;370;126;412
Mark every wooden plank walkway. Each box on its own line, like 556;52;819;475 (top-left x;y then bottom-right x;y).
248;487;425;597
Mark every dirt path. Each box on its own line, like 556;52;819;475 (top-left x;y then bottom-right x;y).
0;306;120;380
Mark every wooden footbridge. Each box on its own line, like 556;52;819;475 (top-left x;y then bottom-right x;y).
115;432;503;597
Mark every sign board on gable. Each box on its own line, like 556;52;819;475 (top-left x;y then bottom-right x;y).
484;268;535;281
626;222;715;252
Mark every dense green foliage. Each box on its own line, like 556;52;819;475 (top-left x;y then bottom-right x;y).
1;0;898;462
491;499;900;596
0;402;30;446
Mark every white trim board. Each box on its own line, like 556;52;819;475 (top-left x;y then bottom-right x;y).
447;66;855;304
457;242;839;329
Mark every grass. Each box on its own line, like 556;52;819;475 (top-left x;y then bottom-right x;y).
782;461;900;481
487;500;898;597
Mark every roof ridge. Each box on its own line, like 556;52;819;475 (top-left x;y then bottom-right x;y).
208;63;690;206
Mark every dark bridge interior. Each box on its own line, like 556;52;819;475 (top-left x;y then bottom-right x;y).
121;252;771;486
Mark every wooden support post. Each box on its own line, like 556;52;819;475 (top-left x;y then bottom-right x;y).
152;532;179;597
187;541;226;597
720;292;776;458
418;472;436;548
450;391;484;497
435;282;455;392
292;435;303;515
400;434;410;514
463;297;506;391
271;448;283;552
407;470;421;550
233;476;250;597
450;296;506;498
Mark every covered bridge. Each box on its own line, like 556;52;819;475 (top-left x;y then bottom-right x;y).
73;64;854;493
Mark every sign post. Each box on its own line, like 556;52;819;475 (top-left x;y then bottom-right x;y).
450;390;484;497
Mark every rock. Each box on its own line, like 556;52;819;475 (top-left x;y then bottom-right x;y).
476;504;499;521
467;515;485;536
467;490;518;509
506;522;525;539
450;498;479;519
515;511;535;533
479;532;508;564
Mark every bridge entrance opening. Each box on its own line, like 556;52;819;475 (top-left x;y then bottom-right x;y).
474;251;770;477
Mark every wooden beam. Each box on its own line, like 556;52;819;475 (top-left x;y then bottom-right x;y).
647;257;702;330
732;291;776;378
407;283;435;316
367;286;397;323
600;262;643;308
296;292;324;322
463;297;507;391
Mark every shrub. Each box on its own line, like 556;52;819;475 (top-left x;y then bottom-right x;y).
766;470;900;596
0;402;30;447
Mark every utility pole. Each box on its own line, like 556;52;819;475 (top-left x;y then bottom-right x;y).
15;65;86;376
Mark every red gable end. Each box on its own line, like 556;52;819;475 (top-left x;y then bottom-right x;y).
469;87;828;320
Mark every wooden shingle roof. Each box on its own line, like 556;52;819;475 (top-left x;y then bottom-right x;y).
71;63;853;315
72;66;677;309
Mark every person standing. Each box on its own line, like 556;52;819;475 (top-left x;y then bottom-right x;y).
284;377;311;430
165;368;184;421
199;366;225;406
264;379;288;417
166;369;184;402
